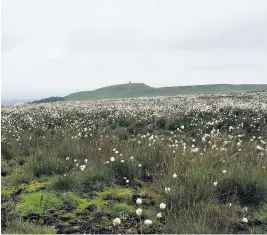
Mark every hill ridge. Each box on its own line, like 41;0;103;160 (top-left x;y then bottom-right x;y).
64;83;267;101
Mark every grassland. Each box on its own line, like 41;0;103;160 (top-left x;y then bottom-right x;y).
1;92;267;234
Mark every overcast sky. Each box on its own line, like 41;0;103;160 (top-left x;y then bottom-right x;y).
1;0;267;100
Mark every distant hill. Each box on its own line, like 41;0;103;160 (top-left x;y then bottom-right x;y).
30;96;65;104
9;83;266;105
65;83;154;100
64;83;267;101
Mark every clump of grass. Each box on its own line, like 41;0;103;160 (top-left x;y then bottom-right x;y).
110;161;137;184
203;203;241;233
114;127;129;140
3;219;57;234
109;203;135;218
8;167;34;186
1;142;14;160
50;173;82;192
28;154;68;177
163;203;240;234
1;200;18;232
248;226;267;234
215;178;267;207
156;117;166;129
257;202;267;223
80;167;112;193
161;165;215;212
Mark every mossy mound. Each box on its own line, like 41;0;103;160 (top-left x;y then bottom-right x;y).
109;203;135;218
16;191;62;216
99;186;133;201
1;185;24;202
1;178;49;202
60;192;90;213
1;185;17;198
24;180;48;192
87;186;134;210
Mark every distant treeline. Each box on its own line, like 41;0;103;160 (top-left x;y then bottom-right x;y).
30;96;65;104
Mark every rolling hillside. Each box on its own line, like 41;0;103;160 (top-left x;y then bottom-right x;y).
64;83;267;101
65;83;154;101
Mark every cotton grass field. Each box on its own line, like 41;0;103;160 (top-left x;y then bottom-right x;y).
1;92;267;234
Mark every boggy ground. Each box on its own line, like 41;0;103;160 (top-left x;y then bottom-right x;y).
1;93;267;234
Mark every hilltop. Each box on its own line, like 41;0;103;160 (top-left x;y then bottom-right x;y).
64;83;267;101
65;83;154;101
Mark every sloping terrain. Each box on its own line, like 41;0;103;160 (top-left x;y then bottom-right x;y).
65;83;267;101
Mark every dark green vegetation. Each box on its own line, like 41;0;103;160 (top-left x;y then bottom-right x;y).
5;84;267;105
30;96;65;104
65;83;267;101
1;94;267;234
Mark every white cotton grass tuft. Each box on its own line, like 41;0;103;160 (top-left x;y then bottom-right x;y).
136;198;142;205
256;145;264;151
213;181;218;186
110;157;115;162
80;165;86;171
242;217;248;223
172;173;177;178
136;208;142;216
113;217;121;226
157;212;162;218
159;203;166;209
144;219;152;225
165;187;170;193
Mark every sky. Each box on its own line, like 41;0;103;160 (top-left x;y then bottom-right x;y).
1;0;267;100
